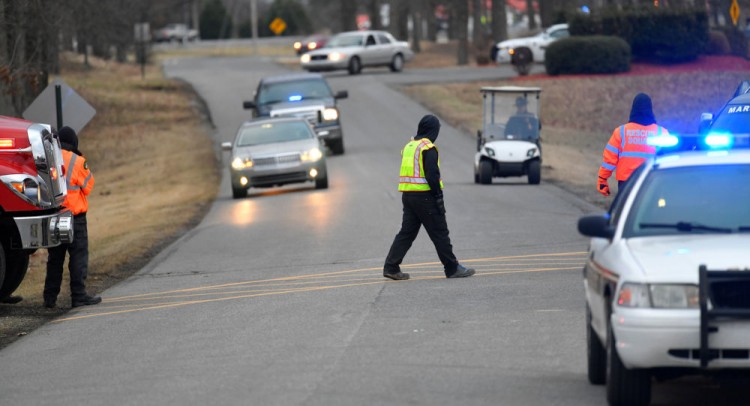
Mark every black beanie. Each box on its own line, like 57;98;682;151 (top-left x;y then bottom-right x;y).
58;126;79;150
628;93;656;126
416;114;440;143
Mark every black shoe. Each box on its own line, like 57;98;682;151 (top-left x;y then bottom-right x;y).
0;295;23;304
383;271;410;281
447;264;475;279
72;295;102;307
43;298;57;308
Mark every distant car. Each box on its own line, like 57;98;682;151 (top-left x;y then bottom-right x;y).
293;34;329;55
491;23;569;64
153;23;198;43
578;144;750;405
221;117;328;199
300;30;414;75
243;73;348;155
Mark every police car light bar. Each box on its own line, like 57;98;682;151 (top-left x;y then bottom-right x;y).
703;132;733;149
647;134;680;148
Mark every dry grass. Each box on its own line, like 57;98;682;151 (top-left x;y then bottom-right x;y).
400;69;749;207
1;53;219;346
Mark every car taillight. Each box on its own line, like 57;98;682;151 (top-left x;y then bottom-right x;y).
0;138;15;148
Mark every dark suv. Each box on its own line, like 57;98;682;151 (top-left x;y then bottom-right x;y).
243;73;348;155
698;81;750;149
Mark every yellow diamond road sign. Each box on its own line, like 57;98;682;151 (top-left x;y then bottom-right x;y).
730;0;740;26
270;18;287;35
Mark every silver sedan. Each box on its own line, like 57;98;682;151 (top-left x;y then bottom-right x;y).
221;117;328;198
300;30;414;75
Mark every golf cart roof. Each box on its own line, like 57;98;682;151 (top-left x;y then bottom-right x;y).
480;86;542;94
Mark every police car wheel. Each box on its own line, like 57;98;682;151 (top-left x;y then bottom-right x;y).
606;324;651;406
586;306;606;385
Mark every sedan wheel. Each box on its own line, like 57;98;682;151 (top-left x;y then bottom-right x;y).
390;54;404;72
348;57;361;75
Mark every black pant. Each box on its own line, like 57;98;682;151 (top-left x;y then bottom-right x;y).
44;214;89;300
384;192;459;276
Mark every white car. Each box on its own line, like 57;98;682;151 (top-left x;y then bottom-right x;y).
578;141;750;405
300;30;414;75
492;23;569;64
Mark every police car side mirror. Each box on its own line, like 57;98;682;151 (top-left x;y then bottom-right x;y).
578;214;614;239
698;112;713;135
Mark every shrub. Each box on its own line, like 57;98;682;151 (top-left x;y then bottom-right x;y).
569;7;708;63
705;31;731;55
545;36;631;76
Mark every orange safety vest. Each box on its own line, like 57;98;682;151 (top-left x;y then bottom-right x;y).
599;123;668;182
62;149;94;215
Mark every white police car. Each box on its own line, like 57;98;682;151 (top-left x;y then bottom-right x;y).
578;126;750;405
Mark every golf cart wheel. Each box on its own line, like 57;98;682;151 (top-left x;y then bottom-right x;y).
528;160;541;184
474;171;479;184
479;160;493;184
348;57;362;75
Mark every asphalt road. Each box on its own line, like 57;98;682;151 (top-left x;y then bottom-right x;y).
1;54;744;405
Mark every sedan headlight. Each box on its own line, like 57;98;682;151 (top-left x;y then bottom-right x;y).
301;147;323;162
617;283;698;309
321;108;339;121
329;52;344;62
231;157;253;170
300;54;311;63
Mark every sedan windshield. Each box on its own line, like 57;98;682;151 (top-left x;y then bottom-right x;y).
237;121;313;147
258;79;332;105
624;164;750;237
326;33;364;48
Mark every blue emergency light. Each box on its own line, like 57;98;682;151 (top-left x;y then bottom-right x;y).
288;94;303;102
703;132;733;149
647;134;680;148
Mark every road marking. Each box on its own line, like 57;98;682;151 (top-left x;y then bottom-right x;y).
55;251;586;323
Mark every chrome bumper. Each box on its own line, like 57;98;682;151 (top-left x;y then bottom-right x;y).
13;209;74;248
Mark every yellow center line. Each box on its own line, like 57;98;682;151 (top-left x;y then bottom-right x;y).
105;251;587;301
55;265;580;323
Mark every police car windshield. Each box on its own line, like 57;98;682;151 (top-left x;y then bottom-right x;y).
624;164;750;237
710;104;750;134
237;121;313;146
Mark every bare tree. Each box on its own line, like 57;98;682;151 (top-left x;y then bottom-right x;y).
491;0;508;43
526;0;537;30
448;0;469;65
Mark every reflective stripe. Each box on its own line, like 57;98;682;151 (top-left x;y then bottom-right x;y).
412;140;430;177
65;153;77;190
81;172;92;189
621;151;653;159
620;125;625;150
605;144;620;154
601;162;616;170
399;177;428;184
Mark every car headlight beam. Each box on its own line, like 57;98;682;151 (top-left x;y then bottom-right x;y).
321;108;338;121
300;54;311;63
301;147;323;162
329;52;344;62
231;157;253;170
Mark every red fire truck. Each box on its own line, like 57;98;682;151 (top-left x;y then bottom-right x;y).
0;115;73;301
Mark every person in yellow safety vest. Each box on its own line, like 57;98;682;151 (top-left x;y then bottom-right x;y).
598;93;670;196
383;114;475;280
43;126;101;308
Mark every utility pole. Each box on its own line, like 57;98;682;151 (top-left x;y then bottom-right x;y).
251;0;258;54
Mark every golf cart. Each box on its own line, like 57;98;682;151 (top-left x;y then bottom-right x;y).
474;86;542;185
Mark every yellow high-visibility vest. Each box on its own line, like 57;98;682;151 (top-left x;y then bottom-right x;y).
398;138;444;192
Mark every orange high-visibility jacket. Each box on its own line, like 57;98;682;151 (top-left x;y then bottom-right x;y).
62;149;94;215
599;123;669;182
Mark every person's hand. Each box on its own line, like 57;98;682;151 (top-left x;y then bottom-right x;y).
598;177;610;197
435;197;446;215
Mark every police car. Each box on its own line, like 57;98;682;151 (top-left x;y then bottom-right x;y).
578;88;750;406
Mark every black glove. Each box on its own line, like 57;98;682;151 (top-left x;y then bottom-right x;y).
435;197;446;215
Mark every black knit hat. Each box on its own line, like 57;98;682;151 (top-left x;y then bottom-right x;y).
628;93;656;126
58;126;78;150
416;114;440;143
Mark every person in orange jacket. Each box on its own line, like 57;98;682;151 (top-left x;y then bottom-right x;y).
598;93;670;196
43;126;101;308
